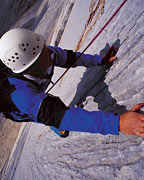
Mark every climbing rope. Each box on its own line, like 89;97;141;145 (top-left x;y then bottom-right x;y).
75;0;105;52
47;0;127;93
58;0;105;87
81;0;127;55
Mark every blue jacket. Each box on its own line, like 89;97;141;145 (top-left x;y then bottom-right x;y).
8;77;120;135
9;77;47;122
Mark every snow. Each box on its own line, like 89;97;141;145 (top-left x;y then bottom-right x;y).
1;0;144;179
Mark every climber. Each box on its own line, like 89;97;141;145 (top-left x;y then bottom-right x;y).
0;28;117;91
0;70;144;138
0;28;144;138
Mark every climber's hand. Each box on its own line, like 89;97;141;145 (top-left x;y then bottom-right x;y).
119;103;144;137
101;45;118;65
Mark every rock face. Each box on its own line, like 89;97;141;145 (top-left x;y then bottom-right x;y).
1;0;144;180
0;0;37;35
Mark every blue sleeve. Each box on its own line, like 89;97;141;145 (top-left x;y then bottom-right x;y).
74;52;103;67
59;107;120;135
48;46;103;67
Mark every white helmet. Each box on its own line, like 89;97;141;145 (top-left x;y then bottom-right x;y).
0;28;44;73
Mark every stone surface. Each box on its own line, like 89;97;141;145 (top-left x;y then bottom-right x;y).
1;0;144;179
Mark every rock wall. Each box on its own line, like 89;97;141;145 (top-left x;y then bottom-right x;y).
2;0;144;179
59;0;144;179
55;1;144;178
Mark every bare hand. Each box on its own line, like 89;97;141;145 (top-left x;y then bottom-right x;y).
119;104;144;137
101;45;118;65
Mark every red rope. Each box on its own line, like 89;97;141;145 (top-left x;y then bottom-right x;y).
47;69;69;92
47;0;127;93
81;0;127;55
